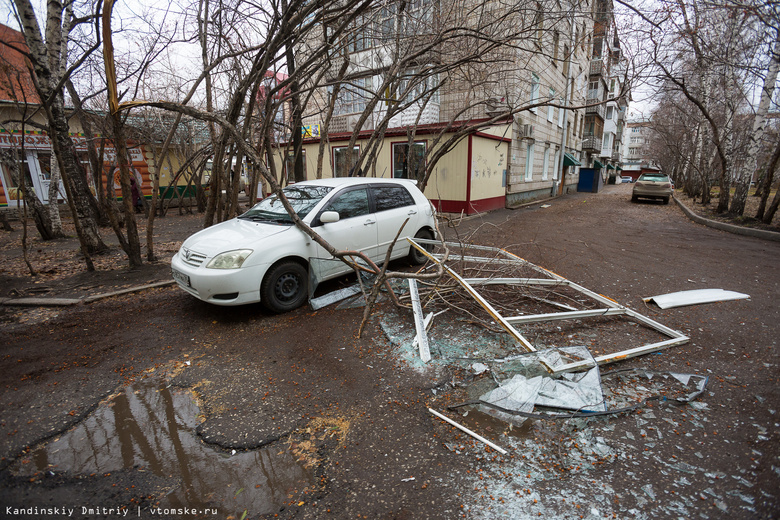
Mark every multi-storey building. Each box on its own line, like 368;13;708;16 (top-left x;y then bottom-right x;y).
286;0;625;214
621;119;659;180
581;0;629;184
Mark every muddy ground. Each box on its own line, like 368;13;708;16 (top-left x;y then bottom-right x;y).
0;183;778;519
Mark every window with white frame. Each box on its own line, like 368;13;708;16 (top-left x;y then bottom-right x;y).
530;73;540;113
398;68;440;106
552;148;560;180
347;14;372;52
525;142;535;181
558;98;565;127
547;88;555;122
331;77;373;115
403;0;434;34
605;106;614;120
542;145;550;180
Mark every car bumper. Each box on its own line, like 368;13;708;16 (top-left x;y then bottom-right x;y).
632;187;671;198
171;253;269;306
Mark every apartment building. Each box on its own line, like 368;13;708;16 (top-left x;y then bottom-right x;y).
621;119;660;180
287;0;625;214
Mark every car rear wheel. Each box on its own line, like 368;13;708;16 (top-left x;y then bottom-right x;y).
663;196;670;204
631;194;638;202
408;229;435;265
261;261;308;313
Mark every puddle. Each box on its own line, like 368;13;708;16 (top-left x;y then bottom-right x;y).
11;381;314;517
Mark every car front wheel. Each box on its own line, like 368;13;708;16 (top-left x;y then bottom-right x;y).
261;261;308;313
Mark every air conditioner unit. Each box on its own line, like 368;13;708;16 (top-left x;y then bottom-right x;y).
518;124;534;139
485;97;503;116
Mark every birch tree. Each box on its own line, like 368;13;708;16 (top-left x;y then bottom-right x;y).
10;0;108;268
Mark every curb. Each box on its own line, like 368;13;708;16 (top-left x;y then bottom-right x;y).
673;195;780;242
0;280;176;307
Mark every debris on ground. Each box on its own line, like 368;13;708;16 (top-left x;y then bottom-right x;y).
643;288;750;309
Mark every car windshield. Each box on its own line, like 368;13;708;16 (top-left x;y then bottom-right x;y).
239;185;333;223
639;174;669;182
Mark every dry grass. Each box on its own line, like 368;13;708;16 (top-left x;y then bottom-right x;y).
673;188;779;233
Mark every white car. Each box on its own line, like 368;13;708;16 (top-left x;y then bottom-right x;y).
171;178;437;312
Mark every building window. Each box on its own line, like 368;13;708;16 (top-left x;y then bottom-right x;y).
558;98;565;127
547;88;555;122
392;141;426;179
346;14;372;52
378;3;397;40
542;145;550;181
552;31;559;66
403;0;434;35
530;73;540;113
332;77;374;116
535;3;544;45
552;149;560;180
332;146;360;177
605;106;614;120
399;68;440;106
0;153;34;196
525;142;535;181
284;151;307;183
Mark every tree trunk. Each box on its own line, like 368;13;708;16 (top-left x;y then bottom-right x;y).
48;97;108;255
763;188;780;225
46;154;64;237
731;35;780;216
103;0;142;267
756;137;780;221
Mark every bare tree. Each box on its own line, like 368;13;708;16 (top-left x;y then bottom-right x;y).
11;0;108;268
637;0;779;217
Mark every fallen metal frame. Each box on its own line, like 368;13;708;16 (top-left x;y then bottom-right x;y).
408;238;690;374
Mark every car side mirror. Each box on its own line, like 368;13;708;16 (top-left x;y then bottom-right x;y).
320;211;340;223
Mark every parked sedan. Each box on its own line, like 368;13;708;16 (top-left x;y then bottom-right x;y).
171;178;437;312
631;173;673;204
621;176;633;183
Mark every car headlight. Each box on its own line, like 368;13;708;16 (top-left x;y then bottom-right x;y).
206;249;253;269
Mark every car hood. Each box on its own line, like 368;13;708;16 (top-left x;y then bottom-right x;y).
180;218;293;257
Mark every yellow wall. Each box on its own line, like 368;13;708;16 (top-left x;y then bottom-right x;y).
469;135;508;202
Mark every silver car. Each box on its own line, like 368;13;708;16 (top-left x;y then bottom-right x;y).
631;173;673;204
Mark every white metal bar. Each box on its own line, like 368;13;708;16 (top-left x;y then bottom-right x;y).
429;408;507;455
462;277;569;286
505;307;628;324
411;239;692;373
408;279;431;363
552;337;690;374
409;239;536;352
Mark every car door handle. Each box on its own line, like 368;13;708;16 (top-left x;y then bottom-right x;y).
407;209;418;215
364;219;376;226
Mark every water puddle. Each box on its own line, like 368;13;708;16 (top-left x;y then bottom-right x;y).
11;381;314;517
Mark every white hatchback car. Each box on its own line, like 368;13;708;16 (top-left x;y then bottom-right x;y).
171;177;437;312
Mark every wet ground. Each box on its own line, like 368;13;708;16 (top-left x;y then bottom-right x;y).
0;183;778;519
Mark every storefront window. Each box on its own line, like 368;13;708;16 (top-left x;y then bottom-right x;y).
392;142;425;179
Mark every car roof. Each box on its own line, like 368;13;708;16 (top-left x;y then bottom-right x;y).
287;177;419;189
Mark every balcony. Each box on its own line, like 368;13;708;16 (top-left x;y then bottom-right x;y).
582;135;602;152
589;58;605;77
585;102;605;119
